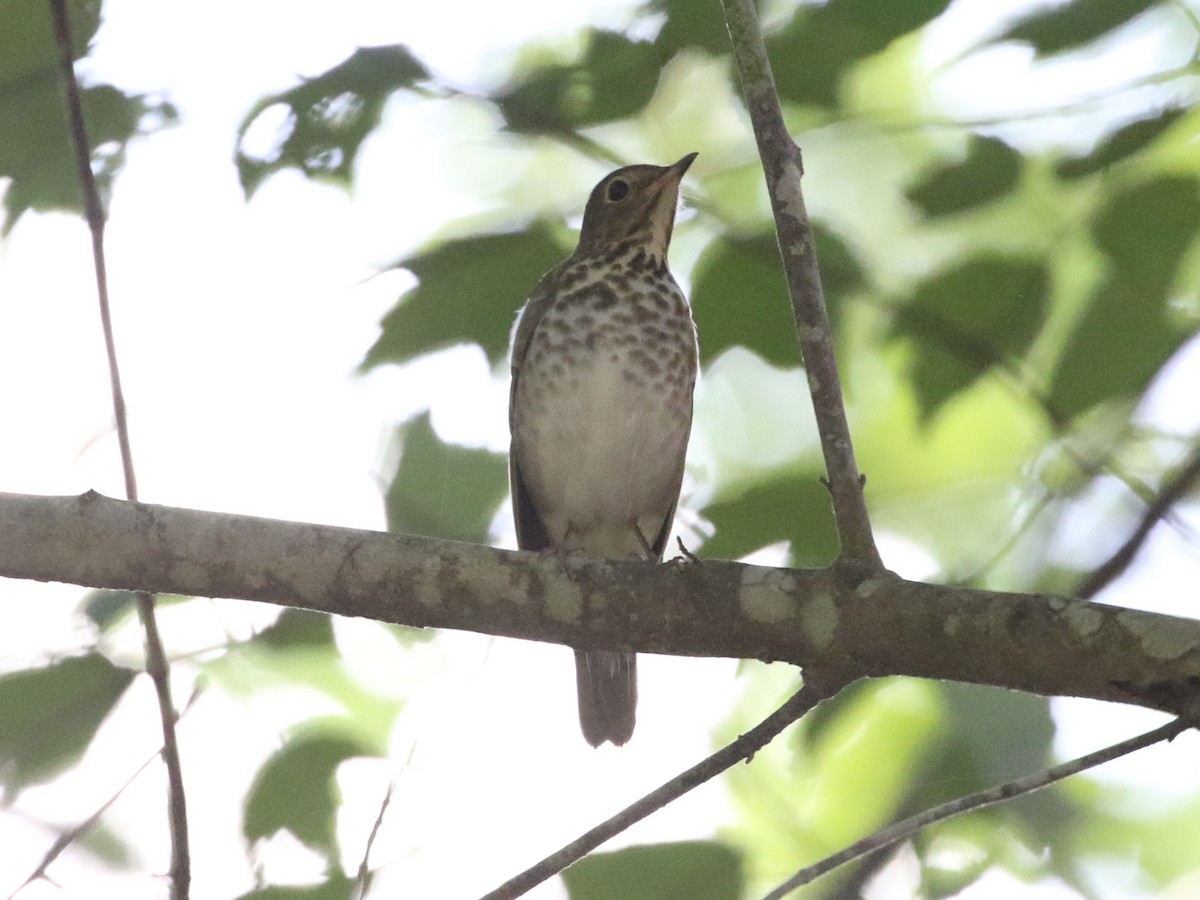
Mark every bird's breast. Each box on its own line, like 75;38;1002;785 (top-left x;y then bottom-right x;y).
512;268;698;545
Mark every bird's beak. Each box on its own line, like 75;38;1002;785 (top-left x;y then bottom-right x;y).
670;152;699;177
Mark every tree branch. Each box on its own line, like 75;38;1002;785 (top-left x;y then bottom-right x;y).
4;491;1200;718
46;3;189;896
720;0;882;571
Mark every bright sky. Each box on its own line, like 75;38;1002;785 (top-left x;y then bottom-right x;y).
1;0;1198;898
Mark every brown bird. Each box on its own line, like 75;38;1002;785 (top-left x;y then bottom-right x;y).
508;154;699;746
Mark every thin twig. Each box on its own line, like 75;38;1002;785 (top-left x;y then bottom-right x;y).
764;717;1191;898
7;690;199;900
719;0;882;570
1078;443;1200;600
46;3;190;897
8;752;159;900
480;681;836;900
351;780;397;900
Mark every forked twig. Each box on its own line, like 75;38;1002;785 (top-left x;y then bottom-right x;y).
46;2;190;896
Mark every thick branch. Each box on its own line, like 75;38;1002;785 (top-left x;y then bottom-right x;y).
721;0;881;569
3;492;1200;716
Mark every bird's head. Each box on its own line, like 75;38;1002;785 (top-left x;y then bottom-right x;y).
575;153;697;259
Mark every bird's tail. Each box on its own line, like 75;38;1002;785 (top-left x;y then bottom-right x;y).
575;649;637;747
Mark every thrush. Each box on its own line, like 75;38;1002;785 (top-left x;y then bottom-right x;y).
508;153;699;747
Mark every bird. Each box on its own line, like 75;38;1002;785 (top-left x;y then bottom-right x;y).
508;153;699;747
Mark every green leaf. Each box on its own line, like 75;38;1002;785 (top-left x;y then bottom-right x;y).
210;613;402;748
994;0;1158;57
814;222;869;331
243;727;377;856
769;0;953;107
363;224;567;369
890;255;1050;422
236;45;430;197
496;30;665;134
233;876;355;900
691;225;863;367
0;653;135;795
82;589;139;632
1050;176;1200;417
702;470;837;566
0;75;175;233
906;136;1022;217
1056;107;1187;179
0;2;177;230
0;0;101;80
691;233;798;367
650;0;734;56
256;608;337;650
563;841;743;900
386;412;509;543
938;683;1055;789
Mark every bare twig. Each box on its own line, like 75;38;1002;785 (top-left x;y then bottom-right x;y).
1078;443;1200;600
764;716;1191;898
8;752;159;900
480;681;836;900
46;3;190;896
8;691;199;900
719;0;882;571
351;780;396;900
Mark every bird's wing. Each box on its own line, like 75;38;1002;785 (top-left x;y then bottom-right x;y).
508;270;560;552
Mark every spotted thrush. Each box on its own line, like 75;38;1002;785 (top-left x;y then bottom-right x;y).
508;154;699;747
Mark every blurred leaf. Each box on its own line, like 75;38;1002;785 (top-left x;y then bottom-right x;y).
244;726;377;856
702;470;837;566
769;0;953;107
890;255;1050;423
650;0;734;56
363;224;567;369
82;589;139;631
209;619;402;748
937;684;1055;789
256;607;336;650
0;73;175;233
1056;107;1187;179
904;685;1080;892
233;876;355;900
1080;780;1200;886
0;0;176;230
387;412;508;543
724;677;943;894
79;822;137;869
793;679;877;750
994;0;1158;57
691;233;797;367
692;225;863;366
563;841;743;900
497;30;664;133
236;45;429;197
0;653;135;795
1050;176;1200;417
0;0;100;78
907;136;1022;217
814;222;869;331
800;680;945;837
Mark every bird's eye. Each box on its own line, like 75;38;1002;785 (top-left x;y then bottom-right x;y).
607;179;630;202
